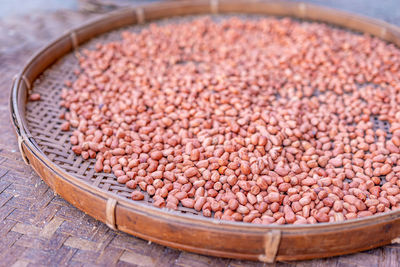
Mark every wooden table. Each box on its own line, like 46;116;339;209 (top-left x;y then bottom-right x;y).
0;2;399;266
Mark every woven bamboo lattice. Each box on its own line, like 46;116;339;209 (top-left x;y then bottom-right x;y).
13;1;399;261
3;1;400;265
25;14;395;214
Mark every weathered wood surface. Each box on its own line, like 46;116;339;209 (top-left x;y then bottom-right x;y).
1;3;400;267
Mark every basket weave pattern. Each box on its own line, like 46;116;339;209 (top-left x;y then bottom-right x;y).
7;1;400;263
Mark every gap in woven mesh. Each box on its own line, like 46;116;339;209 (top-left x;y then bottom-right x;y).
343;178;352;184
371;116;392;140
379;176;388;186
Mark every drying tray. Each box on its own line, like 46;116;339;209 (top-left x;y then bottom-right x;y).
9;0;400;262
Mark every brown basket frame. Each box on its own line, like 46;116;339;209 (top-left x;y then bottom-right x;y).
9;0;400;262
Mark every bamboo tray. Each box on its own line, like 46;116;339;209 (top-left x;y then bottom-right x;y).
9;0;400;262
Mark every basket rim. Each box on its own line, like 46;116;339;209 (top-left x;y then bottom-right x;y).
9;0;400;233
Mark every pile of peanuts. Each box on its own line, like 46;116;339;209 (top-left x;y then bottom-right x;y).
60;16;400;224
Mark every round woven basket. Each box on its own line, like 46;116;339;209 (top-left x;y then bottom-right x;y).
9;0;400;262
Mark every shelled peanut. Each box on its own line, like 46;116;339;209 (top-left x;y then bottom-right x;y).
60;16;400;224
